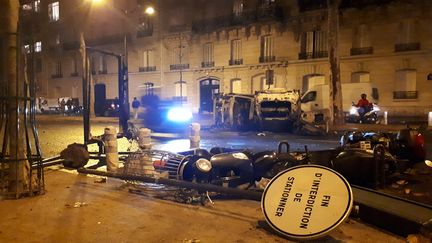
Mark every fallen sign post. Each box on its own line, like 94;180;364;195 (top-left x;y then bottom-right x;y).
261;165;353;240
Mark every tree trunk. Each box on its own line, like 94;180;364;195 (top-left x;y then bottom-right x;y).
3;0;31;197
327;0;344;126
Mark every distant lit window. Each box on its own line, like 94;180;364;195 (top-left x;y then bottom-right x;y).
175;81;187;97
34;0;40;12
233;0;244;16
171;45;188;65
24;45;31;54
35;41;42;52
48;2;60;22
262;0;275;7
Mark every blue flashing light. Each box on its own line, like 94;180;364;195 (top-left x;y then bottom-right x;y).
167;107;193;122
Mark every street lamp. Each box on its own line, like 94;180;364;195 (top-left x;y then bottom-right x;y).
85;0;155;135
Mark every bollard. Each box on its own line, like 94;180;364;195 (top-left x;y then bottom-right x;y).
190;123;201;149
384;111;388;125
138;128;152;150
429;112;432;127
103;126;119;172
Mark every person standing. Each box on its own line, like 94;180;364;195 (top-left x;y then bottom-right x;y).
132;97;140;119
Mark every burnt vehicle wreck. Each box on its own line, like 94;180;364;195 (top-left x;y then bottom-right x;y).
213;89;302;131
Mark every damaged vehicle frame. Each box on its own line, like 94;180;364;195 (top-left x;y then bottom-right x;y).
213;89;301;131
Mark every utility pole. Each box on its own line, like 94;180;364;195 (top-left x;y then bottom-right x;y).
327;0;344;125
2;0;31;197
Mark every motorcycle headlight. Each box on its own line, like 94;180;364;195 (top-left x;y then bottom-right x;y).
195;158;212;173
349;107;357;115
167;107;193;122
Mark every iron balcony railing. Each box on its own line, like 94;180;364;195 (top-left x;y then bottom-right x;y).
395;42;420;52
259;56;276;63
393;91;418;99
350;47;374;55
139;66;156;72
192;6;283;33
298;51;328;60
98;70;107;75
170;64;189;70
229;59;243;65
201;61;214;68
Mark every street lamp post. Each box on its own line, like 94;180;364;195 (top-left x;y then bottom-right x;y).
86;0;155;136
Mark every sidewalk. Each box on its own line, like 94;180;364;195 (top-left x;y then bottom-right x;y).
0;168;404;242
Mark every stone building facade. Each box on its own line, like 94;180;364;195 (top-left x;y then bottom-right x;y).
4;0;432;116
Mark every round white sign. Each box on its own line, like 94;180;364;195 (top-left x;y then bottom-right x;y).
261;165;353;240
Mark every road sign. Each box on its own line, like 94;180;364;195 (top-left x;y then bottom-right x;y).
261;165;353;240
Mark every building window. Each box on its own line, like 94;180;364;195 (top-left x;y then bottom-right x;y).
137;16;153;37
395;20;420;52
170;45;189;70
351;24;373;55
48;2;60;22
230;39;243;65
233;0;244;16
52;60;62;78
139;50;156;72
299;30;328;59
351;72;370;83
202;43;214;68
175;81;187;98
394;69;417;99
231;79;242;93
24;45;31;54
260;35;275;63
34;0;40;12
99;55;107;74
35;41;42;52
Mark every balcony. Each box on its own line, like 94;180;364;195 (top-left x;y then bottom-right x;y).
298;51;328;60
98;70;107;75
229;59;243;65
394;43;420;52
350;47;373;56
70;72;79;77
201;61;214;68
170;64;189;70
192;6;283;33
393;91;418;99
51;74;63;79
259;56;276;63
139;66;156;72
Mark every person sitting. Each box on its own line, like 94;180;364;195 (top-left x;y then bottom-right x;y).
356;93;370;119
